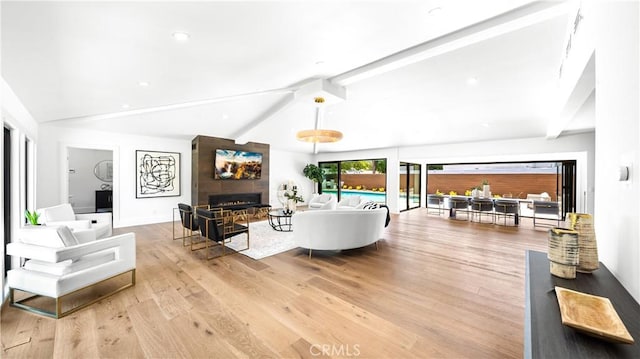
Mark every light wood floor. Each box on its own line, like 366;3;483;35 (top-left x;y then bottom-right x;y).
2;209;549;358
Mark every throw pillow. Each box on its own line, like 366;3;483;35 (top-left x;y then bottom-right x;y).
361;201;379;210
56;226;79;247
348;196;361;207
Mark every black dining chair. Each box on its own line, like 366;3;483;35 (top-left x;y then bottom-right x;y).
470;198;495;224
494;199;519;226
195;207;249;259
427;194;446;216
449;196;470;221
174;203;200;247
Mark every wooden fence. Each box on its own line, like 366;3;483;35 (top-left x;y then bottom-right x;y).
427;173;558;200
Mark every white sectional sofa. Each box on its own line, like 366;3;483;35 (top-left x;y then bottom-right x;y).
292;208;387;257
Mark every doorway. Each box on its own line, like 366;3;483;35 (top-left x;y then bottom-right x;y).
399;162;421;211
67;148;113;214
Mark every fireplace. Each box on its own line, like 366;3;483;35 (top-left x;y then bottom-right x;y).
208;192;269;211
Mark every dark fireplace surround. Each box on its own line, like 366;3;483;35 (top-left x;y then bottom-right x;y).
191;135;269;208
209;192;266;210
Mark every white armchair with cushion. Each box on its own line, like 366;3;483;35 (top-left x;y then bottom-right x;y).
37;203;112;238
7;225;136;318
337;195;368;209
307;194;337;210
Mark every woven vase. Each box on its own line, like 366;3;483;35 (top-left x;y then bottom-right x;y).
568;213;599;273
548;228;579;279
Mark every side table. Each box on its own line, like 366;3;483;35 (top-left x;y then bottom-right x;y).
267;210;293;232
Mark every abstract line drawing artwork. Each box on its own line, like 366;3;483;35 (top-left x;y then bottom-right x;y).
136;150;181;198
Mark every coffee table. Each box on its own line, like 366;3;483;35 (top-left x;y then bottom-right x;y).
267;210;293;232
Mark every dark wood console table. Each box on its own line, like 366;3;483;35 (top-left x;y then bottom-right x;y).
525;250;640;358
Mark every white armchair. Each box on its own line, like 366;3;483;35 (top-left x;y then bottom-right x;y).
37;203;112;238
307;194;337;210
7;225;136;318
337;195;368;209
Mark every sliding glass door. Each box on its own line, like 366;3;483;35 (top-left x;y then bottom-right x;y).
319;159;387;204
399;162;421;212
425;160;577;219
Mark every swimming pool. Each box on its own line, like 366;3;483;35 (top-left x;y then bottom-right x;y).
322;189;387;203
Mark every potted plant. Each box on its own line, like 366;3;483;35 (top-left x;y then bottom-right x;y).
303;164;324;193
25;210;40;225
481;179;491;198
283;186;304;214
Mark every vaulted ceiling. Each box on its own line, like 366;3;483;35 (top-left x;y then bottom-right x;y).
1;1;594;153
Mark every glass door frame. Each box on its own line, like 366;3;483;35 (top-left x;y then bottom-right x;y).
4;127;12;277
399;162;421;212
318;158;387;204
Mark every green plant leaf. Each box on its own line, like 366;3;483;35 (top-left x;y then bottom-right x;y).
303;164;324;183
24;210;40;225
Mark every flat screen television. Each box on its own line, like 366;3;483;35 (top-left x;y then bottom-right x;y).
214;149;262;180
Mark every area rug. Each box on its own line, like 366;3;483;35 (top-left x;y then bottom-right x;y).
225;220;297;260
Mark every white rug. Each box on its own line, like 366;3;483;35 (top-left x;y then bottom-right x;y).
225;220;297;260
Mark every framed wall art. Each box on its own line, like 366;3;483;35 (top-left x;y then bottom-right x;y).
136;150;181;198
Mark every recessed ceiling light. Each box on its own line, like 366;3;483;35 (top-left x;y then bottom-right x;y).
466;77;478;86
121;104;130;109
172;31;190;41
481;123;490;128
138;81;150;87
222;114;229;120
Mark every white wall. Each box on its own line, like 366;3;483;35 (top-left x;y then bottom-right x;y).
594;1;639;302
269;148;314;208
37;124;191;228
68;148;112;213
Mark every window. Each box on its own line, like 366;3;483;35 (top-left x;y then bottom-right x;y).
319;159;387;204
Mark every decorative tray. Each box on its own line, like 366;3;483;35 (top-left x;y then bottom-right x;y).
555;286;634;344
